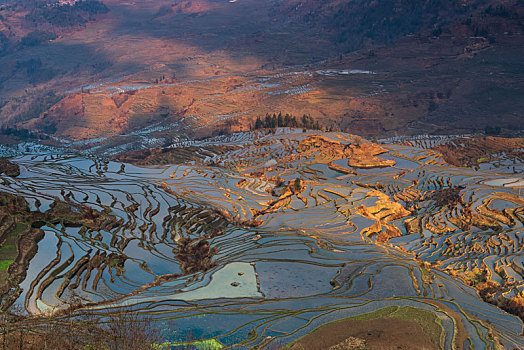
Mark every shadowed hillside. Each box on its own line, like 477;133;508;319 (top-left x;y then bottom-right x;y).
0;0;520;145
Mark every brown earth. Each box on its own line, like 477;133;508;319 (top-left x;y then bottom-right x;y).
176;237;217;274
288;317;438;350
0;158;20;177
433;136;524;168
248;136;399;226
113;145;238;166
287;135;396;169
358;190;411;243
451;267;524;321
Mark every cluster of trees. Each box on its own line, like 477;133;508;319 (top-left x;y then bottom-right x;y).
303;0;521;52
292;178;302;192
16;92;62;124
484;125;501;135
252;113;321;130
25;0;109;27
20;30;57;46
483;4;514;18
0;126;36;139
328;0;471;50
73;0;109;14
0;126;53;140
463;3;519;39
430;186;464;208
153;74;175;84
16;57;56;83
16;58;42;75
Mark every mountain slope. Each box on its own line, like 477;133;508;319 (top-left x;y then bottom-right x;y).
0;0;521;144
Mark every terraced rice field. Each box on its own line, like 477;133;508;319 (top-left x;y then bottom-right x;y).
0;130;523;348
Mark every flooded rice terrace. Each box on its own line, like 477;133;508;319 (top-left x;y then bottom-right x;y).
1;130;523;348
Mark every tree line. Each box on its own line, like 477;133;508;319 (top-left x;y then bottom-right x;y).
252;113;321;131
0;126;52;140
25;0;109;27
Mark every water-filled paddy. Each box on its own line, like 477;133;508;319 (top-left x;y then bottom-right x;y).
1;131;523;348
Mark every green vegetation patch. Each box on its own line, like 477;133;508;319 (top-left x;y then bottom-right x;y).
388;306;443;345
420;266;430;277
348;305;398;321
0;260;13;271
0;223;26;259
11;223;28;236
0;244;16;257
287;305;444;348
156;338;224;349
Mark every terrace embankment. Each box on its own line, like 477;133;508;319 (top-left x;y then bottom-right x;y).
393;182;524;321
248;136;398;225
432;136;524;168
391;179;524;317
1;131;522;347
358;190;411;243
158;131;524;326
0;190;118;310
285;135;396;169
113;145;238;165
0;158;20;177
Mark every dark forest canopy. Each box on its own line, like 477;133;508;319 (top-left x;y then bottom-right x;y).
252;113;321;131
24;0;108;27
